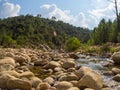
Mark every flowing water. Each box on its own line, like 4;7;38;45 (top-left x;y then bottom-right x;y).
75;54;120;90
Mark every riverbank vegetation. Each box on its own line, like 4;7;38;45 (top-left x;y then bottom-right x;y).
0;15;90;49
0;14;120;53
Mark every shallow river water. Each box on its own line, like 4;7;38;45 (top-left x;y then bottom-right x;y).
75;54;120;90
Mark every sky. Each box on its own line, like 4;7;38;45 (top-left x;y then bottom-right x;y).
0;0;120;29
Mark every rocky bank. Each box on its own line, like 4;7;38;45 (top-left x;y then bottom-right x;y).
0;48;115;90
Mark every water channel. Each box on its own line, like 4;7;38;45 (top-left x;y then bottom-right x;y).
76;54;120;90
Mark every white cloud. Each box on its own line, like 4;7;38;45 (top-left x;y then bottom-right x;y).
87;0;120;28
89;3;115;20
40;4;88;28
0;2;21;18
40;1;120;29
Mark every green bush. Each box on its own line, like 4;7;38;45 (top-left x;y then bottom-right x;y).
2;35;17;47
65;37;81;52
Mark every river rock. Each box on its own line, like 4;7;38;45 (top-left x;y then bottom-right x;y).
36;82;51;90
34;59;49;66
74;66;92;79
69;53;79;59
59;73;79;81
0;57;16;66
62;60;75;69
43;77;54;85
30;77;42;88
112;74;120;82
43;61;61;69
111;67;120;75
7;78;32;90
14;54;31;64
68;87;80;90
55;81;73;90
49;87;57;90
77;70;103;90
70;81;78;87
84;88;94;90
0;64;14;71
0;74;15;89
19;71;34;79
111;52;120;64
101;88;110;90
0;70;20;78
54;67;62;72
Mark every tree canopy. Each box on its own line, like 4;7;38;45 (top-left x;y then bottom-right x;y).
0;15;91;48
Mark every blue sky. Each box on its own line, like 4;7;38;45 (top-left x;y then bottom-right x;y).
0;0;120;29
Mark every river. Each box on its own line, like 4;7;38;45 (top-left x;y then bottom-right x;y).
75;54;120;90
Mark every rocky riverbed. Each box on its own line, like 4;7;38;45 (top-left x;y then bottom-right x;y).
0;48;119;90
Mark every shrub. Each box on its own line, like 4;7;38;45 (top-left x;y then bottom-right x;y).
65;37;81;52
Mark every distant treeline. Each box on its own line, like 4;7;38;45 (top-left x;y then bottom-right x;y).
89;15;120;45
0;15;91;48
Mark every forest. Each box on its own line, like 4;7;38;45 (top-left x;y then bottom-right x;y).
0;15;91;49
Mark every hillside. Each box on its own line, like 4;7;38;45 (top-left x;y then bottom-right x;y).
0;15;91;48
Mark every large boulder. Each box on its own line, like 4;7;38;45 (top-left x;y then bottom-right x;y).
0;57;16;66
55;81;73;90
74;66;92;79
62;60;75;69
34;59;49;66
43;77;54;85
0;70;20;78
43;61;61;69
19;71;34;79
7;78;32;90
36;82;51;90
13;54;31;64
111;67;120;75
77;70;103;90
68;87;80;90
30;77;42;88
111;52;120;64
112;74;120;82
0;74;15;89
59;73;79;81
0;64;14;71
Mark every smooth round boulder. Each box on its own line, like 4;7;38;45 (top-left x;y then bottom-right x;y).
7;78;32;90
0;70;20;78
0;57;16;67
0;74;15;89
59;73;79;81
36;83;51;90
34;60;49;66
77;70;103;90
43;77;54;85
111;52;120;64
62;61;75;69
43;61;61;69
14;54;31;64
55;81;73;90
0;64;14;71
112;74;120;82
68;87;80;90
30;77;42;88
84;88;94;90
74;66;92;79
19;71;34;79
111;67;120;75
